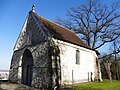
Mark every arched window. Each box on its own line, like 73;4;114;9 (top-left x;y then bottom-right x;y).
76;50;80;64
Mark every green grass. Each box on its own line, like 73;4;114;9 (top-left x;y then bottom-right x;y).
63;80;120;90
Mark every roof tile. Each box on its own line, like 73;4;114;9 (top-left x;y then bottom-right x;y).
34;13;91;49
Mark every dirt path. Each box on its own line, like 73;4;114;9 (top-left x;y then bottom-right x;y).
0;83;18;90
0;83;39;90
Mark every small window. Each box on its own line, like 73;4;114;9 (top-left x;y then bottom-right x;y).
76;50;80;64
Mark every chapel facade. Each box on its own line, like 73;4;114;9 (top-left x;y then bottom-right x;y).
9;6;102;89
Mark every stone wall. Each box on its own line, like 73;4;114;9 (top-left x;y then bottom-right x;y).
26;12;48;45
9;49;24;82
53;39;101;85
29;42;52;89
9;41;52;89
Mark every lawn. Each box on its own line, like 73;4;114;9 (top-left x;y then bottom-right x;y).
63;80;120;90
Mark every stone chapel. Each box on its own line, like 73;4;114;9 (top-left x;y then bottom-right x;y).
9;6;102;89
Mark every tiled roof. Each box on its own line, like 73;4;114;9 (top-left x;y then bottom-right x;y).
34;12;91;49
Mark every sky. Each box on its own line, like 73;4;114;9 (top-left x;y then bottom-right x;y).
0;0;118;70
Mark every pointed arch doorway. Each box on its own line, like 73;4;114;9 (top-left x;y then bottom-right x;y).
22;49;33;86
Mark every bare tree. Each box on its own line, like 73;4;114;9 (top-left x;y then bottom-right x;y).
109;38;120;55
99;38;120;59
56;0;120;50
109;39;120;80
